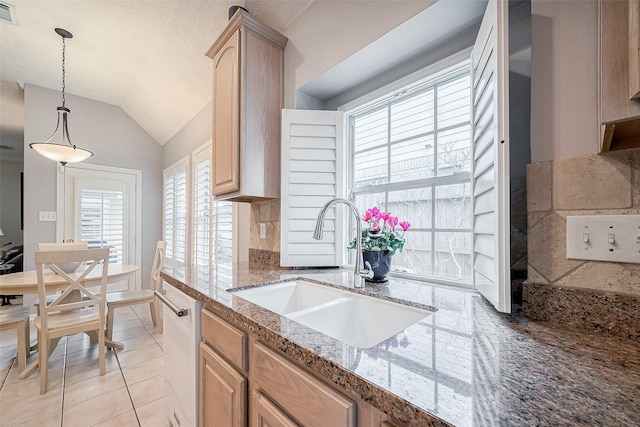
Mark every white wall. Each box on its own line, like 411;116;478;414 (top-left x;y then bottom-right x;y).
163;102;212;168
0;159;23;248
281;0;435;108
23;84;163;284
530;0;599;162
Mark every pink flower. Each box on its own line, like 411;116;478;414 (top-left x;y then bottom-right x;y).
380;212;390;222
362;210;374;222
370;207;380;217
399;221;411;232
388;216;399;229
370;219;381;231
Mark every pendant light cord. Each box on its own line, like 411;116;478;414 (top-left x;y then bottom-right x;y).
61;35;66;108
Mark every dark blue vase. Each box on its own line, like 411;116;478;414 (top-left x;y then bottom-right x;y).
362;250;392;283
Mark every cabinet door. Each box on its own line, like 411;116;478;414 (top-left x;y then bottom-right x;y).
253;342;355;426
253;391;299;427
200;343;247;427
212;30;240;195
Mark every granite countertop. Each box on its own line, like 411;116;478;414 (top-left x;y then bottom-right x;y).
161;263;640;427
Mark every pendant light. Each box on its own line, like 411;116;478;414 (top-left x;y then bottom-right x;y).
29;28;93;166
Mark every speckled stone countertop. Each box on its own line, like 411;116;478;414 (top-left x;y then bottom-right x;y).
161;263;640;427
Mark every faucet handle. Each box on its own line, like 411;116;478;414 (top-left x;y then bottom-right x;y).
360;261;374;279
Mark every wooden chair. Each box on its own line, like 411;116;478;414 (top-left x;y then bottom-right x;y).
106;241;166;340
35;242;89;313
34;248;110;394
0;307;31;372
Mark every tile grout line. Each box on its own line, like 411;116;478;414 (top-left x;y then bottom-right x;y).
111;307;143;427
0;355;15;389
60;337;69;427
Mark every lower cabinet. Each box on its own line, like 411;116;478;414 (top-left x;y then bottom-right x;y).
199;309;401;427
199;342;247;427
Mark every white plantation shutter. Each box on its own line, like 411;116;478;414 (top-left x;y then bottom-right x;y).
281;109;345;267
193;146;211;271
164;158;189;266
214;201;233;264
164;174;176;259
79;188;125;264
191;144;234;271
471;0;511;312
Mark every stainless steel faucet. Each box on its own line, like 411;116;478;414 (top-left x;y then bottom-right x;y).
313;198;373;288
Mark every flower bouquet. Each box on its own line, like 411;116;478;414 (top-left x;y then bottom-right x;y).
348;207;410;282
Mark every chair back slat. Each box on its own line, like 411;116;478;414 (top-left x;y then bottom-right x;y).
35;248;110;330
150;241;166;291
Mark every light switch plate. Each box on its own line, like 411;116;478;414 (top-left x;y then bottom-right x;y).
259;223;267;239
566;215;640;263
39;211;57;222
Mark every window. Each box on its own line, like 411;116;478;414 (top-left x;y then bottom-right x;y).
80;187;125;265
192;148;210;272
163;158;188;267
191;144;233;275
347;65;472;283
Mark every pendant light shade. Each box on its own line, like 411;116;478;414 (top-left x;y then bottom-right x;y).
29;28;93;166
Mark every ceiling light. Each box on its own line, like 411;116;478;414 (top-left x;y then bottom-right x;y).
29;28;93;166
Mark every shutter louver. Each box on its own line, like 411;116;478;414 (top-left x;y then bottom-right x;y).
281;109;344;267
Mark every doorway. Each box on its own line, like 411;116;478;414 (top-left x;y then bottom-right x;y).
56;164;142;290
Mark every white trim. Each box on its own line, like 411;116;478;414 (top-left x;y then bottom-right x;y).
339;47;472;113
165;155;190;173
56;162;143;288
192;140;212;159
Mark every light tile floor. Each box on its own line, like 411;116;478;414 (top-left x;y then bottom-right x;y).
0;305;167;427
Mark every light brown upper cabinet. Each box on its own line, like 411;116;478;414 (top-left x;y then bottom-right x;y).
206;10;288;201
600;0;640;151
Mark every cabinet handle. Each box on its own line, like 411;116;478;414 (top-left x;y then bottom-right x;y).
154;290;189;317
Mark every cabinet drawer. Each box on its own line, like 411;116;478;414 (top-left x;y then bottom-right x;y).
201;309;247;372
253;342;355;427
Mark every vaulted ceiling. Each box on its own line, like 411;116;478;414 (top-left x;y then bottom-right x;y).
0;0;313;158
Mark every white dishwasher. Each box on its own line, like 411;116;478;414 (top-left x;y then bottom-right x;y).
157;285;202;427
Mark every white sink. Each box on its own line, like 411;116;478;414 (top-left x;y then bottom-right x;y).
288;296;430;348
232;280;433;348
231;280;348;315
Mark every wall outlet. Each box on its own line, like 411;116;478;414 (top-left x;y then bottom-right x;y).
259;223;267;239
566;215;640;263
39;211;57;222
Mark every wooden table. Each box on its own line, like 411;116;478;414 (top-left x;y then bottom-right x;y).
0;264;139;378
0;264;138;295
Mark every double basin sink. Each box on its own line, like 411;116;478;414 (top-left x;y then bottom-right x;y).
231;280;433;349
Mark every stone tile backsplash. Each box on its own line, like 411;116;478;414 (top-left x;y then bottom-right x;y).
526;150;640;295
525;150;640;338
250;199;281;253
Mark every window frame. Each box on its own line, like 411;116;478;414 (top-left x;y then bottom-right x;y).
344;59;474;286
